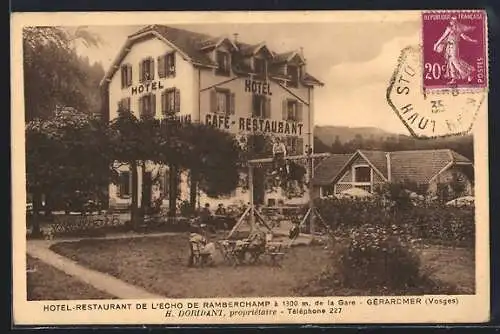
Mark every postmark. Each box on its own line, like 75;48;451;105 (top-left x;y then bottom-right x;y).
386;46;486;138
422;10;488;93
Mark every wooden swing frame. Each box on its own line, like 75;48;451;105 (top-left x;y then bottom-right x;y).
227;152;331;239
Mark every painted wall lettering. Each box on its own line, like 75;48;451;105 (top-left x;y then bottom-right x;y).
131;81;165;95
244;80;272;96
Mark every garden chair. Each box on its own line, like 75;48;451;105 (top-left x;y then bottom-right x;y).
265;242;286;267
189;240;212;267
217;240;239;266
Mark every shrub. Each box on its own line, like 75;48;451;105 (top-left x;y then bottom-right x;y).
335;224;422;290
315;198;474;247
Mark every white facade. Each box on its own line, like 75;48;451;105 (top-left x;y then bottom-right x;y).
102;26;323;210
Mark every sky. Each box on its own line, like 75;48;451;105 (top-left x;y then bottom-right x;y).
76;20;420;134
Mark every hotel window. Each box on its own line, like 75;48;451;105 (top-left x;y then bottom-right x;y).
210;88;235;115
287;65;299;88
139;57;155;82
117;97;131;112
139;93;156;119
121;64;132;88
285;136;304;155
254;58;267;77
118;171;131;198
161;88;180;115
158;52;176;78
215;51;230;76
282;99;303;121
252;95;271;118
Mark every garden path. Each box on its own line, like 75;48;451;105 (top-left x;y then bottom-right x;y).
26;236;169;299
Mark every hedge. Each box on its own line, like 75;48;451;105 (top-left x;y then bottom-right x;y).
315;198;474;247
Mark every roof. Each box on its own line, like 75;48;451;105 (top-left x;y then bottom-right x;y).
312;149;472;186
312;154;352;186
358;150;388;179
100;25;324;87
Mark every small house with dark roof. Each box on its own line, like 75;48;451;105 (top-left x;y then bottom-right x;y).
312;149;474;198
100;24;324;209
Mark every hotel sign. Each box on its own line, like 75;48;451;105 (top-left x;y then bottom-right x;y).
130;81;165;95
205;114;304;135
244;79;272;96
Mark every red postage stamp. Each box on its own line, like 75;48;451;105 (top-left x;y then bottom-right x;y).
422;10;487;91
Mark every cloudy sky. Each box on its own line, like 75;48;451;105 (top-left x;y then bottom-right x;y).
77;20;420;134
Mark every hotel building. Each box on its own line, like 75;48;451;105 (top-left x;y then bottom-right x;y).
100;25;324;210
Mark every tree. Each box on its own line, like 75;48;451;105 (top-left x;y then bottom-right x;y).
26;110;110;236
23;26;103;121
109;112;242;223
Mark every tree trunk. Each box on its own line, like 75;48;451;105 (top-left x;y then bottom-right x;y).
31;188;43;237
168;164;177;217
130;160;141;227
141;168;152;214
189;169;198;213
44;192;53;217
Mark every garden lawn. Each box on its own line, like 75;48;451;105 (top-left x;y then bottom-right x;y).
50;235;331;298
50;235;475;298
27;256;116;300
419;244;475;294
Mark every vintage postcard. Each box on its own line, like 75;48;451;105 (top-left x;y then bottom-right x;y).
11;10;489;326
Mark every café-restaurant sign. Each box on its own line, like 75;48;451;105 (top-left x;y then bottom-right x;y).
205;113;304;135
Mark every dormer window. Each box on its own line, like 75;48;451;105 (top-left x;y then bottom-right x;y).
215;51;230;76
287;65;299;88
254;58;267;77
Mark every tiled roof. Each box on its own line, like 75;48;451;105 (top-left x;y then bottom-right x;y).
359;150;388;178
273;51;296;63
136;25;217;67
312;149;472;187
101;25;324;87
389;149;460;184
312;154;353;186
450;150;471;163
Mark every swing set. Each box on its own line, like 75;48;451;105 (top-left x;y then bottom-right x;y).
227;151;333;240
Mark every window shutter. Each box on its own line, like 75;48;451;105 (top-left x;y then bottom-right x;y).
161;91;167;115
138;96;144;116
151;94;156;117
125;97;130;111
121;67;125;88
127;65;132;86
174;88;181;113
282;99;288;120
149;58;155;80
210;89;217;114
229;92;235;115
252;95;258;117
139;61;144;83
265;97;271;118
158;56;165;78
297;103;303;122
117;174;122;197
170;53;176;77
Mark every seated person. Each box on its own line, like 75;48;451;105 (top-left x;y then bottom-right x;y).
215;203;226;216
288;222;300;240
188;225;216;266
247;230;267;254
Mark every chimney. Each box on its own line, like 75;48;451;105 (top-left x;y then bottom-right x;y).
233;33;239;43
299;47;306;62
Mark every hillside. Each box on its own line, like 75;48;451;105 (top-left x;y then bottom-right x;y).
314;126;394;146
313;125;474;161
